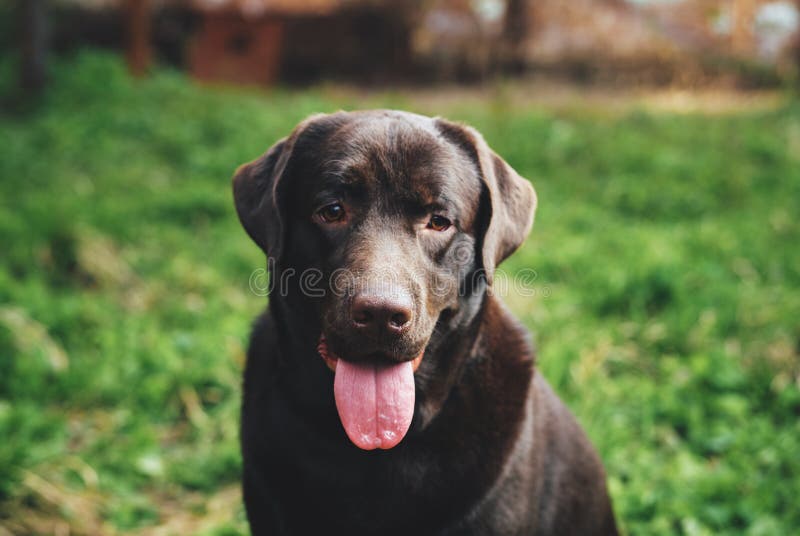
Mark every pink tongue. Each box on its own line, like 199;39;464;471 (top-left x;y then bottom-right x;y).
333;359;415;450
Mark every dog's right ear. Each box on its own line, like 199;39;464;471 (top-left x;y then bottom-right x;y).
232;137;291;259
233;112;335;259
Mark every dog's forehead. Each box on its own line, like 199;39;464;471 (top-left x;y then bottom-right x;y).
314;112;479;202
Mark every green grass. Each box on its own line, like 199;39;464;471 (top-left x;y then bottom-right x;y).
1;51;800;535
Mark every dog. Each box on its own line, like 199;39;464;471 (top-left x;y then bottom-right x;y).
233;110;618;535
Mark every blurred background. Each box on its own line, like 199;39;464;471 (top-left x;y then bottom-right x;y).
1;1;800;534
6;0;800;89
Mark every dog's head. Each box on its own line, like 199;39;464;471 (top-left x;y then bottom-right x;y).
234;110;535;449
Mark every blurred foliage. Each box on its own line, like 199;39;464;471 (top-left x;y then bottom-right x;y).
1;51;800;534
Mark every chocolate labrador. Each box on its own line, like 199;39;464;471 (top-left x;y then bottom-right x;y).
233;110;617;535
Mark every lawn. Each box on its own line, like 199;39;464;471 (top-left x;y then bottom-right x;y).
1;52;799;535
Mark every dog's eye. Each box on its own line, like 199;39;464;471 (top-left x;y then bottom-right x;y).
317;203;346;223
427;215;452;232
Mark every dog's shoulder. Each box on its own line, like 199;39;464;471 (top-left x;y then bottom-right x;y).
242;311;280;399
528;366;619;534
476;298;618;534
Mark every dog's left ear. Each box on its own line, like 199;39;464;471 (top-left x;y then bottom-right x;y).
436;119;537;283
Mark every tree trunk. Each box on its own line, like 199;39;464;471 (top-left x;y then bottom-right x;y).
125;0;151;77
19;0;49;93
503;0;531;73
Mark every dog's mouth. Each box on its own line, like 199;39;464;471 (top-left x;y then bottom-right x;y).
318;335;423;451
317;335;424;373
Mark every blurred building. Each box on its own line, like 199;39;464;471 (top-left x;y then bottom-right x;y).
44;0;800;86
52;0;418;84
186;0;341;86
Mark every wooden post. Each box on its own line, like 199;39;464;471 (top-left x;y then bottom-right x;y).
19;0;49;93
125;0;151;77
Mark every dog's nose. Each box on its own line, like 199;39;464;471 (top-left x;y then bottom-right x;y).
351;292;413;337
